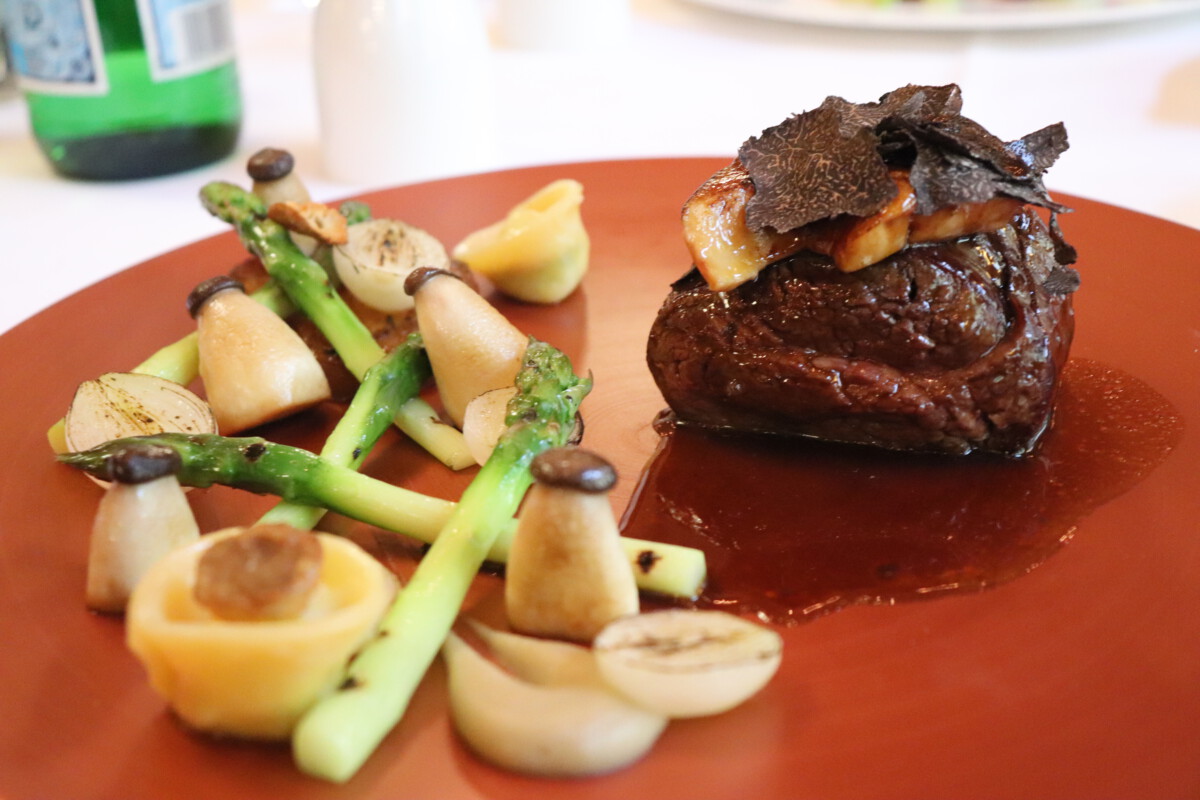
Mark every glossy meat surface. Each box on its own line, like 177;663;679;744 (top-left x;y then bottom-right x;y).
647;210;1074;456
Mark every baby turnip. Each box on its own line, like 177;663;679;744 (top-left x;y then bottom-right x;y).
403;267;528;427
85;443;200;613
188;276;331;434
504;448;639;642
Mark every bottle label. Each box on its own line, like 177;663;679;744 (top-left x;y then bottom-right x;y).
136;0;236;82
3;0;235;94
4;0;109;95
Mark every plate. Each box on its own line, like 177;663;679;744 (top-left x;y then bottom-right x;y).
681;0;1200;31
1;158;1197;799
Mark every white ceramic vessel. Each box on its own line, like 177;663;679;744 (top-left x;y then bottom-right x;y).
313;0;496;185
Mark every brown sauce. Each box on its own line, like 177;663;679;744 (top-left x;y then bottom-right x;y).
620;359;1183;624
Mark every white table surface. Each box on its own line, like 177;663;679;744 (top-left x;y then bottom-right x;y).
1;0;1198;336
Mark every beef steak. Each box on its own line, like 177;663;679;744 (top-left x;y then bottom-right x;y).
646;209;1074;457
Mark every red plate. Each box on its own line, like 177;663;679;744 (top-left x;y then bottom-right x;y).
1;159;1196;799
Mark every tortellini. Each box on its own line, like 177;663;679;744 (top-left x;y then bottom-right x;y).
453;179;589;304
126;528;396;740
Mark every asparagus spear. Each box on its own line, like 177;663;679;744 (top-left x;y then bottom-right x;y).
61;432;448;534
201;183;382;376
58;431;707;599
135;199;371;384
132;197;371;386
45;200;372;454
200;181;472;469
292;339;590;782
257;332;429;531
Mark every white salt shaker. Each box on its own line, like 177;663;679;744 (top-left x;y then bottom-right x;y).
313;0;496;185
497;0;631;51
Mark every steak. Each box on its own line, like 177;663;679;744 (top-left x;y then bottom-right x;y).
646;208;1074;457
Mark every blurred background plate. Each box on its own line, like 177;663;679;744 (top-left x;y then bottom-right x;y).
680;0;1200;30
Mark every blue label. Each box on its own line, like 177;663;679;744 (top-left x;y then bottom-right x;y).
3;0;106;92
1;0;234;91
147;0;194;70
138;0;235;80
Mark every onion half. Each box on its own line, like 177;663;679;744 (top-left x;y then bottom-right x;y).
65;372;216;455
593;609;783;718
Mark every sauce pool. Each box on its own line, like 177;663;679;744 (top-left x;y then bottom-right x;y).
620;359;1183;624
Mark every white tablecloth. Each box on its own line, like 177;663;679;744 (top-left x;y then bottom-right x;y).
1;0;1198;335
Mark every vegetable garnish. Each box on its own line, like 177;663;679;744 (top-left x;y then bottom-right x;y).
267;200;350;247
193;524;324;622
505;447;639;642
442;629;666;777
200;181;385;380
188;275;332;434
405;266;529;431
63;372;216;462
256;332;430;531
85;442;200;614
58;431;708;599
200;180;474;470
57;153;723;783
592;609;783;719
331;218;451;313
292;339;590;783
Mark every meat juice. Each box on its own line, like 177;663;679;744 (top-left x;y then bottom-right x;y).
620;359;1183;624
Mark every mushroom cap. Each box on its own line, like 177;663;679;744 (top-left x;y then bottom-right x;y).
109;443;183;484
193;524;324;621
403;266;464;296
246;148;296;182
530;447;616;493
186;275;244;318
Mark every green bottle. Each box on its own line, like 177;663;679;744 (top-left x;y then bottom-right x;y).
4;0;241;180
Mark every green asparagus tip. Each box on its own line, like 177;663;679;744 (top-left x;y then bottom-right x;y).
200;180;267;219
